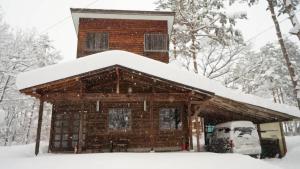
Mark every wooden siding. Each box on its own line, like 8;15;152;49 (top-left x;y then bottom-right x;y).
77;18;169;63
49;101;188;153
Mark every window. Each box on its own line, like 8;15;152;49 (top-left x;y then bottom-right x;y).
144;33;168;52
52;112;86;149
234;127;254;136
108;108;131;131
86;32;109;51
159;108;181;130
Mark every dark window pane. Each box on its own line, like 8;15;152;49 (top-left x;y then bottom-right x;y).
72;134;78;140
72;141;78;147
54;141;60;148
159;108;181;130
108;108;131;130
73;121;80;126
145;33;168;51
63;134;69;140
54;134;61;141
62;141;68;148
86;32;109;51
56;114;63;120
55;121;62;127
73;127;79;133
54;127;62;133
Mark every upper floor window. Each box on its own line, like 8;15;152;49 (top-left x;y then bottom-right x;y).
159;108;181;130
108;108;131;131
86;32;109;51
144;33;168;52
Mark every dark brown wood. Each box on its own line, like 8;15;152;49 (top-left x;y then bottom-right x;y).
77;19;169;63
44;93;190;102
188;102;193;150
78;111;84;153
149;97;154;150
195;114;200;152
35;99;44;155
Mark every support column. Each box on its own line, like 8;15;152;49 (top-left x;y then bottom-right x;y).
150;98;154;150
188;102;193;150
35;98;44;156
78;111;84;153
280;122;287;157
195;115;200;152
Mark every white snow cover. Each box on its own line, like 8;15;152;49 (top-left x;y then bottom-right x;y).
215;121;255;129
16;50;300;117
1;136;300;169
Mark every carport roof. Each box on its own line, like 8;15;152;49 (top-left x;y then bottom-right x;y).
16;50;300;119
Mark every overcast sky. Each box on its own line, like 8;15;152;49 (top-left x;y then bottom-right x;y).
0;0;298;62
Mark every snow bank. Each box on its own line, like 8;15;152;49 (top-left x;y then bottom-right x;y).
265;136;300;169
16;50;300;118
1;136;300;169
0;144;281;169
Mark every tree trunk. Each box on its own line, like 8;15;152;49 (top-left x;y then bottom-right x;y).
191;33;198;73
267;0;300;109
284;0;300;40
25;101;36;144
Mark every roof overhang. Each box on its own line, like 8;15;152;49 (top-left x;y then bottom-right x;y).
16;50;300;121
70;8;175;36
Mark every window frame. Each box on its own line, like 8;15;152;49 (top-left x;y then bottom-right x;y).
159;107;182;131
108;108;132;132
144;33;169;52
85;32;109;51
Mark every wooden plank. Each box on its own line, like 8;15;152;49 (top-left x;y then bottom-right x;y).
35;99;44;156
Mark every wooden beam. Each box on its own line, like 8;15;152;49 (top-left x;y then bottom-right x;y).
35;98;44;156
44;92;190;102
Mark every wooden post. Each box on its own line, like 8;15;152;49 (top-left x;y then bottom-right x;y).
35;98;44;156
149;98;154;150
195;114;200;152
78;111;84;153
188;102;193;150
279;122;287;157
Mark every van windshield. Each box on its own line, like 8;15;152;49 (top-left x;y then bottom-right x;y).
234;127;254;136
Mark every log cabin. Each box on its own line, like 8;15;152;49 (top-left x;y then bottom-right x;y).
16;8;300;156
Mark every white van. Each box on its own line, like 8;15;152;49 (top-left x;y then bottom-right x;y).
208;121;261;157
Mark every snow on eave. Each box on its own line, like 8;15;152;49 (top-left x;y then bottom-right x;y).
70;8;175;36
16;50;300;118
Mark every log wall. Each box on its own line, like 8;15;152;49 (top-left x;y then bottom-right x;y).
49;100;188;153
77;18;169;63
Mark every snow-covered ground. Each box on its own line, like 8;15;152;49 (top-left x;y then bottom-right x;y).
0;136;299;169
265;136;300;169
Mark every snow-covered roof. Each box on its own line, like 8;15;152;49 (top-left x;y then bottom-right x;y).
16;50;300;118
70;8;175;35
215;121;255;129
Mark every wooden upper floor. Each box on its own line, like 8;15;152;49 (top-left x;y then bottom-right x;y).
71;8;175;63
